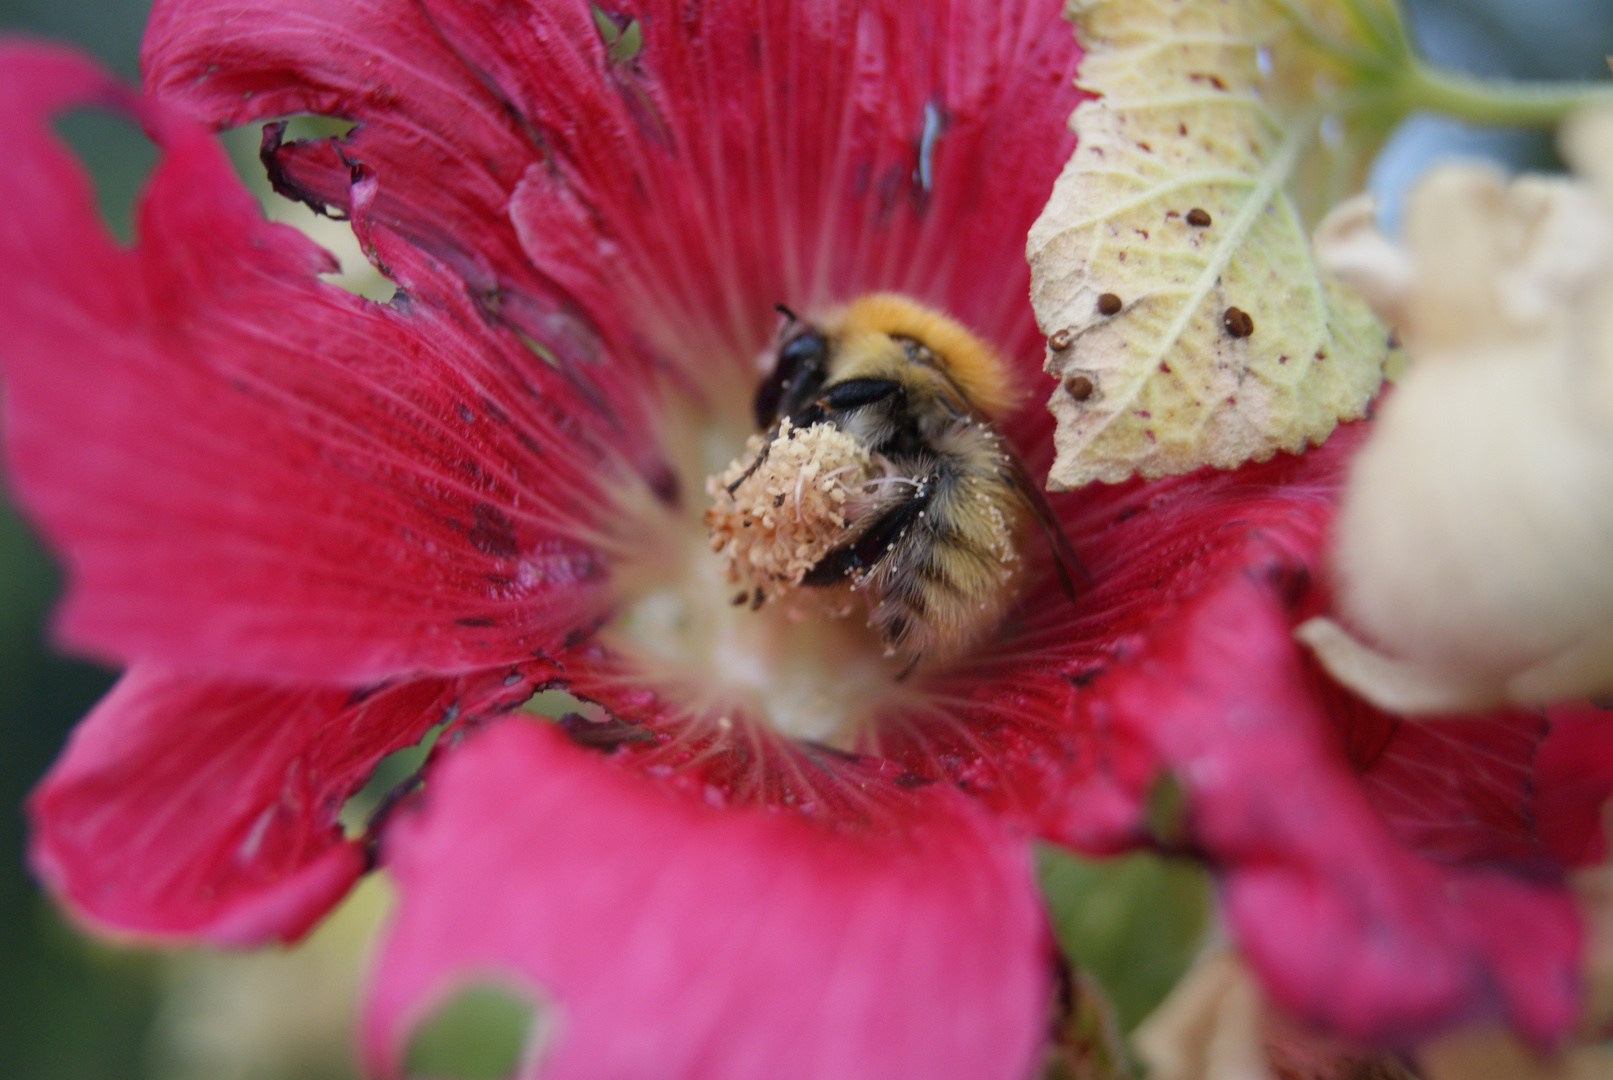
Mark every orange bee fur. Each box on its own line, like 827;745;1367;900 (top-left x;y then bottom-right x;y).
830;293;1022;420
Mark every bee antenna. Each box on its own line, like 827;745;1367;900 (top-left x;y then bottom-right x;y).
774;302;798;323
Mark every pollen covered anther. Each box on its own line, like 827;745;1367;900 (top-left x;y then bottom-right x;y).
704;419;877;597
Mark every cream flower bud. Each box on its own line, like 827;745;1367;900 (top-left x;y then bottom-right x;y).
1298;106;1613;714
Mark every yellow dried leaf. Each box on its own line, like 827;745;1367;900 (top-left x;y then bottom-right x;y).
1027;0;1394;488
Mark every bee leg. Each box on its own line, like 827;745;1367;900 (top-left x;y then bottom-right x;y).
800;478;934;585
725;437;772;495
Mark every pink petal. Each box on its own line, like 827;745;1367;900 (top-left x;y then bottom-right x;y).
0;44;623;682
1354;704;1555;868
146;0;1083;398
365;718;1052;1080
143;0;665;444
27;667;460;944
870;428;1367;836
1532;705;1613;867
1116;567;1581;1045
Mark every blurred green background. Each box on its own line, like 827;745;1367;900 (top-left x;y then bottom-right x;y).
0;0;1610;1077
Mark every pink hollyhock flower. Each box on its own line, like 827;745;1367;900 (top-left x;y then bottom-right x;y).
2;1;1612;1074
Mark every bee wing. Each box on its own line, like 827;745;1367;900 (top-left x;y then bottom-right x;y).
1004;448;1089;597
926;356;1089;597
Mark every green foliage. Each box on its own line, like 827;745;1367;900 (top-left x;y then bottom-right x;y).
405;981;541;1080
590;4;644;63
1037;846;1212;1035
0;502;147;1080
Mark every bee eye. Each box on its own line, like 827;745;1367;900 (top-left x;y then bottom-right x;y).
754;329;828;428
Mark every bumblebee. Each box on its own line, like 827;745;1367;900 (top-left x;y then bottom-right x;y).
716;293;1082;667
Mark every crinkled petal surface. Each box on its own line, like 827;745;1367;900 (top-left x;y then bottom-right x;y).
366;719;1051;1080
0;43;621;684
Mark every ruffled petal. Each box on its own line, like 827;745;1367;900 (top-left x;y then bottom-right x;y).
856;422;1598;1044
365;718;1052;1080
0;44;625;682
27;667;458;944
1354;705;1558;870
146;0;1083;401
1104;565;1582;1045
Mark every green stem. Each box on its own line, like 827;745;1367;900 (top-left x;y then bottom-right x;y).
1396;61;1613;128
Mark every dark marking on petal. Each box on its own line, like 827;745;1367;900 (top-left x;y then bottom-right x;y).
469;503;521;559
645;458;681;507
558;712;655;750
344;684;385;708
456;616;497;628
1261;560;1311;612
1065;666;1105;687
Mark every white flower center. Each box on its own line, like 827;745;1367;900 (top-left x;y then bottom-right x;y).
600;407;916;747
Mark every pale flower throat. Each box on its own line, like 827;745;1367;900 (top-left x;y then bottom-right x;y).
600;411;912;748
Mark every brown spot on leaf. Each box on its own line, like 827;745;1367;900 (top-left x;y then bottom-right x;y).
1223;307;1254;338
1065;374;1095;401
1186;207;1212;227
1097;293;1123;316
